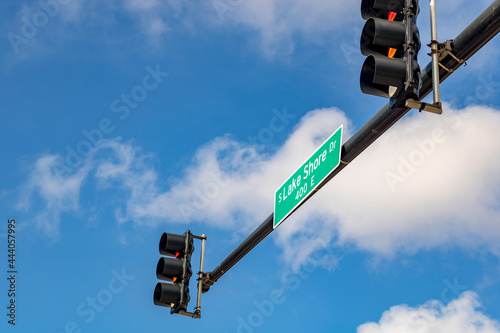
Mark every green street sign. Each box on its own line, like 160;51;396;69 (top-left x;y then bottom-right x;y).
274;125;343;229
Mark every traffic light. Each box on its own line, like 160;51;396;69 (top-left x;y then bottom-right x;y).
154;231;194;314
360;0;421;104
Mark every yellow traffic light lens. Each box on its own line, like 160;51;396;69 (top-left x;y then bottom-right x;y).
388;48;397;58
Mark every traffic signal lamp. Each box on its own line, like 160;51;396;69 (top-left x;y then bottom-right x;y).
361;0;406;20
360;0;421;102
154;231;194;314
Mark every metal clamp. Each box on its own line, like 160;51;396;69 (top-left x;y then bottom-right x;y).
406;99;443;114
177;233;207;319
430;40;467;73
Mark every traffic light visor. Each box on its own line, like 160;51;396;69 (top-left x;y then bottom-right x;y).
153;282;181;308
156;257;186;282
361;0;405;20
159;232;187;257
360;55;406;98
361;18;406;57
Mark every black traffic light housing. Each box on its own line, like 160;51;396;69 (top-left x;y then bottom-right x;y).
360;0;421;104
154;231;194;314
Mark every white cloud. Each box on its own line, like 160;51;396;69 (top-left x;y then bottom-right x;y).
209;0;497;58
129;104;500;266
210;0;358;58
124;0;162;11
17;139;158;237
357;291;500;333
16;108;351;239
273;104;500;264
5;0;187;57
17;105;500;266
17;154;88;237
326;105;500;255
122;0;175;40
7;0;499;61
121;108;352;233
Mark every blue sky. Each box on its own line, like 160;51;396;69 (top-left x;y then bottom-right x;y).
1;0;500;332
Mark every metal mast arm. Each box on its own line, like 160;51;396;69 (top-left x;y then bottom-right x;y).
202;0;500;292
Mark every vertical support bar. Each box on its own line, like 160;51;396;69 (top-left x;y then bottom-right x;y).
175;230;191;314
404;0;413;90
195;234;206;315
178;233;206;318
430;0;441;104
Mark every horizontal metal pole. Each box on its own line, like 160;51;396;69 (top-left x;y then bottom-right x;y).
203;0;500;291
205;213;273;289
